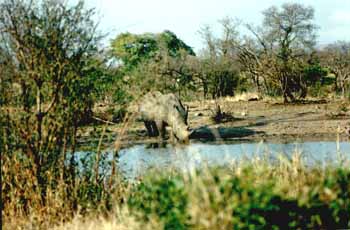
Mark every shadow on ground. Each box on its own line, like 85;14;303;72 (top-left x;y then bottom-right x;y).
190;126;258;141
271;99;328;106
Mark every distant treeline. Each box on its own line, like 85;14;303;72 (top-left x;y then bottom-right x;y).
107;4;350;103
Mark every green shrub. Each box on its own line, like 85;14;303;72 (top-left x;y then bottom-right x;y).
127;166;350;230
222;171;349;229
128;176;190;230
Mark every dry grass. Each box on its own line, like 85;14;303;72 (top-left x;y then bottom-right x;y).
52;208;162;230
56;151;350;230
3;150;349;229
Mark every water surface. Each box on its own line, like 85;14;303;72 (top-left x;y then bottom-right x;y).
117;141;350;179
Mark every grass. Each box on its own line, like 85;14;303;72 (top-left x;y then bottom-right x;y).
2;149;350;230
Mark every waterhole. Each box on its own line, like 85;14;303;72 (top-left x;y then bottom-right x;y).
86;140;350;179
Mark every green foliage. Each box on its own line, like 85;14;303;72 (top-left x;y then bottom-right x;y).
128;176;189;230
111;33;158;70
201;58;243;98
89;60;131;105
75;152;114;213
158;30;195;57
0;0;114;221
303;60;330;97
110;30;197;98
304;63;328;86
111;30;195;71
197;20;248;99
239;167;350;229
218;167;349;229
127;167;350;230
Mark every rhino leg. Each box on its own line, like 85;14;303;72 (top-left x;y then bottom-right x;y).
169;128;176;144
144;120;152;136
144;120;159;137
150;121;160;136
155;119;166;139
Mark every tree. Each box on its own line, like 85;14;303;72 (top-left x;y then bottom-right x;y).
197;19;243;99
246;3;317;102
303;52;328;86
320;41;350;97
111;30;195;70
158;30;195;57
110;30;196;97
111;32;158;70
0;0;103;209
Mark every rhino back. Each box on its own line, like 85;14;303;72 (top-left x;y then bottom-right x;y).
138;91;167;121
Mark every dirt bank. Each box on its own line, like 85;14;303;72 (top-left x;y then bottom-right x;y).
187;98;350;140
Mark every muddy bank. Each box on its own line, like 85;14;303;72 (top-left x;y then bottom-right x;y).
78;99;350;149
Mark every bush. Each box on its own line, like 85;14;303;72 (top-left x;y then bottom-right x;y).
128;176;190;230
127;166;350;230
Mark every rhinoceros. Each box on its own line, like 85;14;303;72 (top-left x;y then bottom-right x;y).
138;91;190;143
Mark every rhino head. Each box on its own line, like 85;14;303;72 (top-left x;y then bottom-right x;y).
169;103;191;143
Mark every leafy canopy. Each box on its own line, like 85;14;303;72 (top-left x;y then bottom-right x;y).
111;30;195;70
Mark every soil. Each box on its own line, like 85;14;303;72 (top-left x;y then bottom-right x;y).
187;98;350;142
78;98;350;149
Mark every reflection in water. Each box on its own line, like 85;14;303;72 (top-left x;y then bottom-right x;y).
117;141;350;179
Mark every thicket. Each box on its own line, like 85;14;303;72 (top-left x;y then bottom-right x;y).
129;165;350;229
0;0;117;226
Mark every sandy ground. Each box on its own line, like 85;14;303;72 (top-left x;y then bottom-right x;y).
78;98;350;149
187;98;350;142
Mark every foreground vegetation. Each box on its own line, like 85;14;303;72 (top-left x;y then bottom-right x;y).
3;151;350;229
